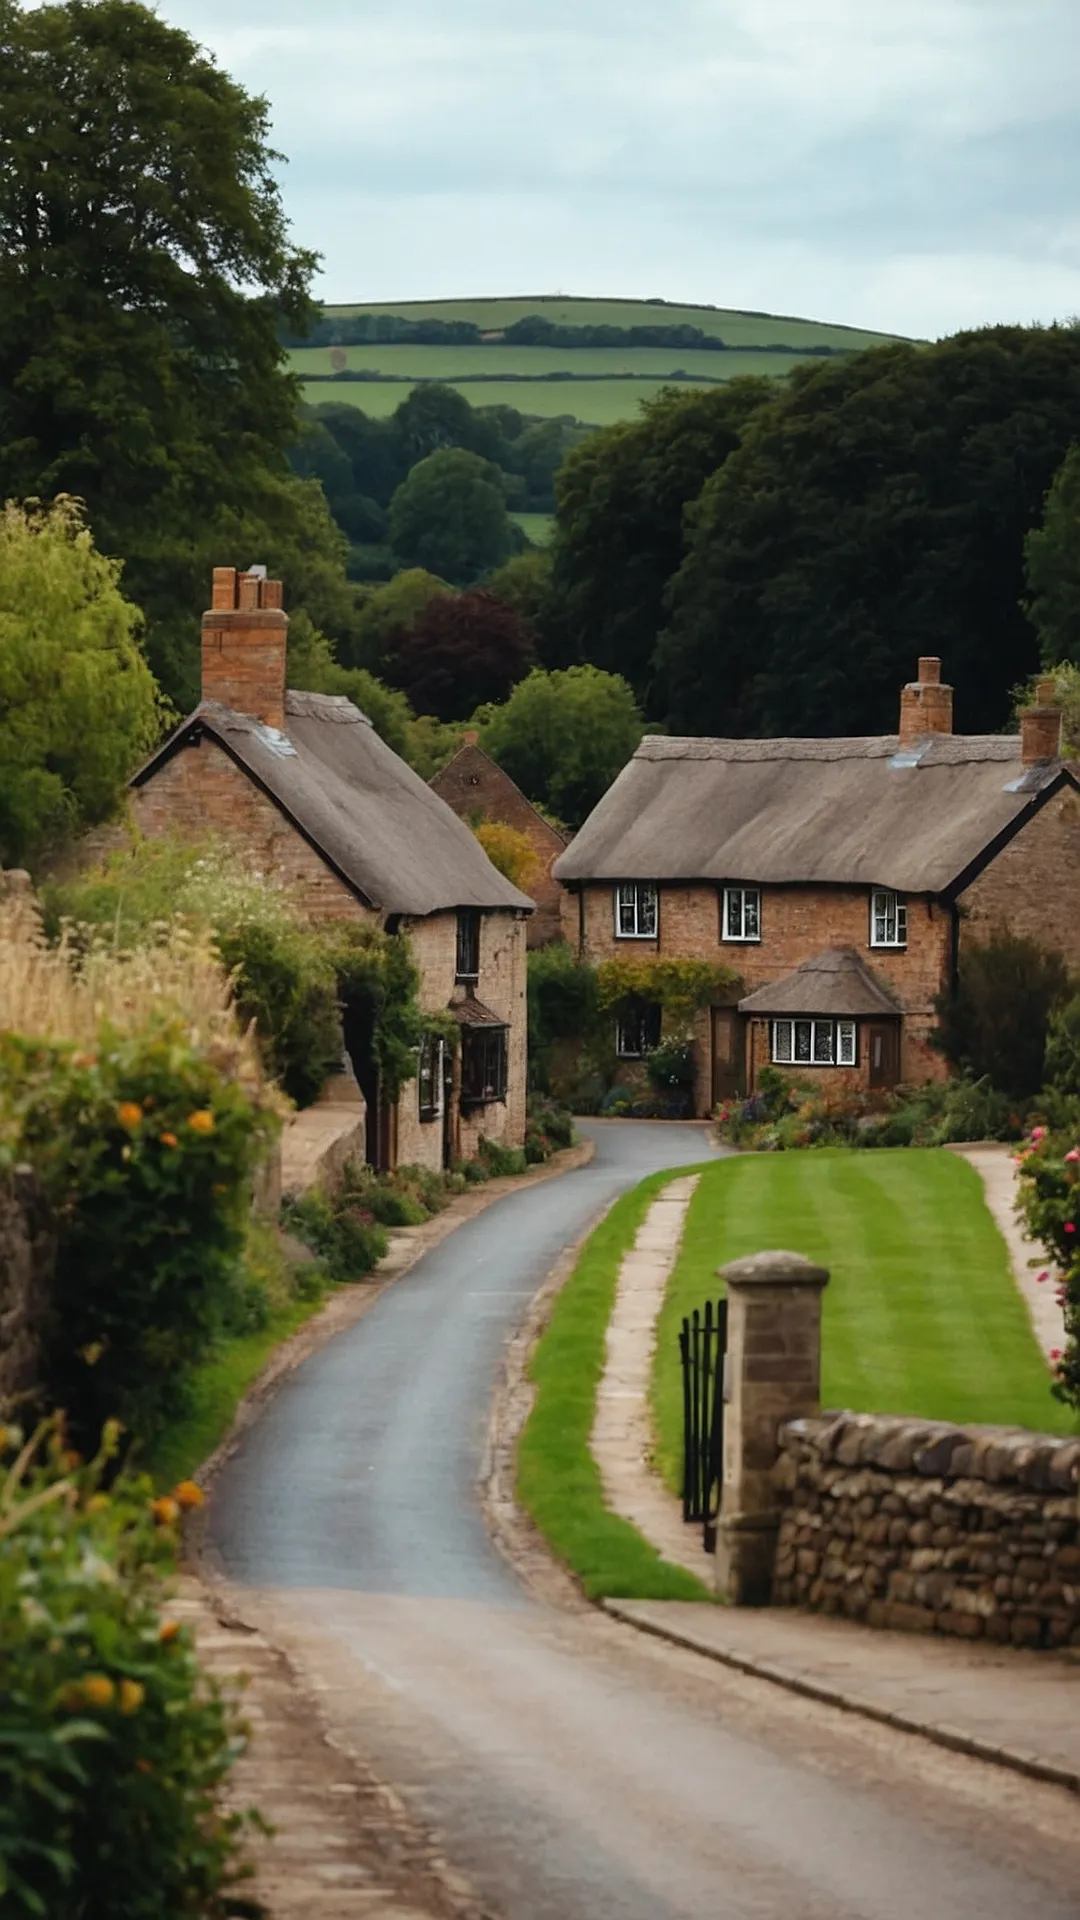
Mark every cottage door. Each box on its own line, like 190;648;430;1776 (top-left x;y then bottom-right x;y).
711;1009;744;1107
867;1022;900;1090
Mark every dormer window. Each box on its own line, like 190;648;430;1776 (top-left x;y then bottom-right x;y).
722;886;761;943
615;883;658;940
869;889;907;949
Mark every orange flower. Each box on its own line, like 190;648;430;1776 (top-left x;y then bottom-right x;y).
174;1479;204;1511
150;1496;180;1526
186;1109;215;1134
159;1620;180;1644
118;1679;145;1716
160;1132;178;1149
116;1102;143;1130
82;1675;115;1709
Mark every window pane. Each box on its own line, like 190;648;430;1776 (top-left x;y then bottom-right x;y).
723;888;736;939
813;1021;834;1064
640;886;657;936
616;886;634;935
838;1021;856;1066
794;1020;812;1063
744;889;760;939
773;1020;792;1063
896;901;908;944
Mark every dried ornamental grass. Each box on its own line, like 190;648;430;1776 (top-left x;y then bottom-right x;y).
0;888;264;1091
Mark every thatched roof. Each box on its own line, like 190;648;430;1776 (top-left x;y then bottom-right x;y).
739;949;902;1018
133;693;534;919
554;733;1074;895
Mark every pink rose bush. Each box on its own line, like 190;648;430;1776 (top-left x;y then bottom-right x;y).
1015;1126;1080;1409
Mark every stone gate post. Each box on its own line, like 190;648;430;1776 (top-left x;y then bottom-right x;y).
715;1249;830;1605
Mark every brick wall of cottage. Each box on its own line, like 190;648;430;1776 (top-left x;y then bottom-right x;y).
132;738;373;925
134;737;527;1165
565;880;953;1105
959;786;1080;967
396;910;528;1169
430;744;565;947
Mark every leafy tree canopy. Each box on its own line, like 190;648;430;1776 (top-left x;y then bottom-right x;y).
1025;441;1080;669
544;379;773;707
386;590;534;722
659;326;1080;737
345;567;453;674
480;665;643;826
483;549;553;628
0;498;164;864
388;448;519;583
473;821;538;892
0;0;329;706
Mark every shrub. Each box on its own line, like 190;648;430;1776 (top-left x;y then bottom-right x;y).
1015;1125;1080;1408
0;1421;255;1919
280;1187;389;1283
1045;993;1080;1097
644;1036;695;1094
478;1137;528;1177
217;917;342;1108
0;1025;279;1454
933;930;1073;1098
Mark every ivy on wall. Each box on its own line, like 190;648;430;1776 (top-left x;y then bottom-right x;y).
594;957;741;1028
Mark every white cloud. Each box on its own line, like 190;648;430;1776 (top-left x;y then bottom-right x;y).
160;0;1080;336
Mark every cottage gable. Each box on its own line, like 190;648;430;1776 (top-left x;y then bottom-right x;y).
430;736;566;945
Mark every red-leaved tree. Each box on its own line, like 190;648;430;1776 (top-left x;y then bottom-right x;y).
386;590;535;720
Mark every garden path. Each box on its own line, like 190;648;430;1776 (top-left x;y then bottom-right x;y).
590;1172;706;1579
953;1145;1065;1362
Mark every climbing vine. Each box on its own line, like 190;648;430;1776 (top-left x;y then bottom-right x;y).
594;957;741;1028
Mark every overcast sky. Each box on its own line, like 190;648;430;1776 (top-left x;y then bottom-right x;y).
162;0;1080;340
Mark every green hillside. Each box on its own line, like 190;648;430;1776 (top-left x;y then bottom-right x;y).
289;295;908;428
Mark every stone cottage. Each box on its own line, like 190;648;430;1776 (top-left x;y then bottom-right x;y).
554;660;1080;1113
429;734;568;946
131;567;533;1169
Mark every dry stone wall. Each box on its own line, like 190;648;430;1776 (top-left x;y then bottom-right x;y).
774;1411;1080;1649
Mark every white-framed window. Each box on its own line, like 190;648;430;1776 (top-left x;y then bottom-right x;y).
615;882;658;940
869;888;907;949
771;1018;857;1067
722;885;761;943
417;1034;445;1122
616;1002;662;1058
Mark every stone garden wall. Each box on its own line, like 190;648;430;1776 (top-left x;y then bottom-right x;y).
774;1411;1080;1649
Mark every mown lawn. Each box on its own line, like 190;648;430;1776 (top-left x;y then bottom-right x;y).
651;1148;1074;1495
517;1169;711;1601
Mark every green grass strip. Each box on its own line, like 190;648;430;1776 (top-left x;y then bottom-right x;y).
142;1292;330;1490
517;1168;712;1602
651;1148;1075;1497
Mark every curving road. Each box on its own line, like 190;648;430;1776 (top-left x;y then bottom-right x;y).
210;1123;1080;1920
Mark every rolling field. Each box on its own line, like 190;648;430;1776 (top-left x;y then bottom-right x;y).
292;294;908;427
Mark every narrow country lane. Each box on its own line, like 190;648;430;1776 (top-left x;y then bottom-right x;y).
209;1124;1080;1920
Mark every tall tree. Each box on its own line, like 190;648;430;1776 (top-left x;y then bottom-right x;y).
544;379;773;708
0;0;322;704
1025;441;1080;667
659;326;1080;738
0;498;163;865
480;665;643;826
386;591;534;721
388;449;518;583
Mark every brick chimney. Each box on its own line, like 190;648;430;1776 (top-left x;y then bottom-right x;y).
201;565;287;731
1021;676;1063;767
898;657;953;746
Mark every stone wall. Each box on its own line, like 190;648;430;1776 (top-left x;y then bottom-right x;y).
774;1411;1080;1649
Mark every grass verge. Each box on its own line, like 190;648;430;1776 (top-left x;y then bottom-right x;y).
651;1148;1075;1495
141;1290;330;1489
517;1168;712;1602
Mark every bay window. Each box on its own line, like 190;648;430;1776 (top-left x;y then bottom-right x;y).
771;1018;857;1067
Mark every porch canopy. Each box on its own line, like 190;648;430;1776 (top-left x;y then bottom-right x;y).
738;948;902;1019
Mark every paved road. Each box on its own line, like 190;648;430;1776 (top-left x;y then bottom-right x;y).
211;1124;1080;1920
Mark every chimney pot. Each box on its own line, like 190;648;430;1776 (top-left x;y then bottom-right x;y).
898;658;953;746
462;729;479;747
1021;683;1063;767
201;565;288;731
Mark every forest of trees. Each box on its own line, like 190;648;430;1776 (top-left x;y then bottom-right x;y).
4;0;1080;869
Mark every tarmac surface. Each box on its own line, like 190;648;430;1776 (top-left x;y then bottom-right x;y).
210;1123;1080;1920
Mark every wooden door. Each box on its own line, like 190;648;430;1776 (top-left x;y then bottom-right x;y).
711;1008;744;1107
867;1022;900;1090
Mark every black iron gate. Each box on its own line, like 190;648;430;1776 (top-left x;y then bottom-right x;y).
679;1298;727;1552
